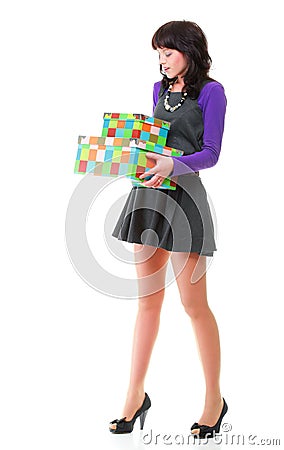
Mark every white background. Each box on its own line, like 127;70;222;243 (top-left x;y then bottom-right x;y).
1;0;283;449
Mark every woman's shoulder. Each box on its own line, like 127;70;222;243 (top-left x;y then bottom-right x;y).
200;79;225;95
154;80;162;89
154;79;225;96
153;80;163;96
198;79;227;109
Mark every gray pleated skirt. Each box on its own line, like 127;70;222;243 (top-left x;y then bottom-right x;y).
112;173;217;256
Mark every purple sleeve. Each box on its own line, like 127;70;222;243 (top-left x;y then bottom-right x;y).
152;81;162;115
170;82;227;176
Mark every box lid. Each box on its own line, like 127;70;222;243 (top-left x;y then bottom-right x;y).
103;112;171;130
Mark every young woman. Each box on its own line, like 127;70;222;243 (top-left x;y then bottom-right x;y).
109;20;228;439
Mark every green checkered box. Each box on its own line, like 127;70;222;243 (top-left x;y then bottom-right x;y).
102;112;170;147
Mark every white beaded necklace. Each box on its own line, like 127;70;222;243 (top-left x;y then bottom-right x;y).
164;82;188;113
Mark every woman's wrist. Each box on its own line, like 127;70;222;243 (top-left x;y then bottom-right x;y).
168;157;175;177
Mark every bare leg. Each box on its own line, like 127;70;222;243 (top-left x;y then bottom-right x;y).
170;251;223;429
109;244;171;430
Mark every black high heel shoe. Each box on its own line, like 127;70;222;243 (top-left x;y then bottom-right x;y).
191;398;228;439
109;392;151;434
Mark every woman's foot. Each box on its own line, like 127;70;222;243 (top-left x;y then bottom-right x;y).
109;389;146;431
191;397;228;439
191;395;224;433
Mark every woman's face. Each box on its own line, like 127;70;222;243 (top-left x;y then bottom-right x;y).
157;47;188;79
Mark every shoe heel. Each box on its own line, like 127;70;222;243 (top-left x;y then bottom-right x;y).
139;409;148;430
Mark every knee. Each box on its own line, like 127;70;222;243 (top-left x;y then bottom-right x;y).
181;298;209;319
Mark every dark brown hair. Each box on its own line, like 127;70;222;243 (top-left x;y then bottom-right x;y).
152;20;215;99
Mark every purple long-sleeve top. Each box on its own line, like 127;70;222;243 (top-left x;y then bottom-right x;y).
152;80;227;176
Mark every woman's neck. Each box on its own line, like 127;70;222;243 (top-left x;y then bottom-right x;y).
170;76;185;92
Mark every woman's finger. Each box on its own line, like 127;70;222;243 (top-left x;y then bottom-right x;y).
141;174;164;188
145;152;161;160
139;169;157;180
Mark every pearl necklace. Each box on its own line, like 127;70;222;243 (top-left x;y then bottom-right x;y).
164;82;188;112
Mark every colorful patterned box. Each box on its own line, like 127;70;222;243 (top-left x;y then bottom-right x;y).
127;139;182;189
102;113;170;147
74;136;183;190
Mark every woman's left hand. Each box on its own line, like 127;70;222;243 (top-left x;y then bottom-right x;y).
139;153;174;188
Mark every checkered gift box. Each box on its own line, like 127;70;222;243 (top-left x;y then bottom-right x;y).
74;136;183;190
127;139;182;189
101;113;170;147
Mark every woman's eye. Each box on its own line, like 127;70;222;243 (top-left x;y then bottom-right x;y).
158;51;172;59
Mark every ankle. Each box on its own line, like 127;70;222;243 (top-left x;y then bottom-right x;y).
205;392;222;404
127;386;145;397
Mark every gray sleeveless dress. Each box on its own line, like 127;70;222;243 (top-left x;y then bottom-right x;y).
111;83;217;256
